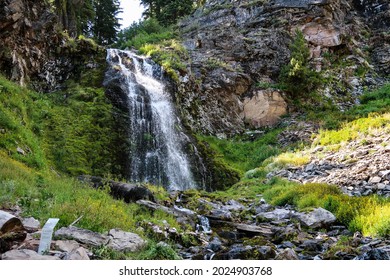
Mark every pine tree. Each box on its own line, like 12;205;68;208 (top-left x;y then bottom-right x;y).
140;0;194;26
53;0;121;45
92;0;122;45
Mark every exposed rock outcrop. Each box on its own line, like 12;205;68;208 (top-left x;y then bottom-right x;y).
172;0;390;136
0;0;105;91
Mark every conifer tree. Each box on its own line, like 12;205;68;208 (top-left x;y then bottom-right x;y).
140;0;194;26
53;0;121;45
92;0;122;45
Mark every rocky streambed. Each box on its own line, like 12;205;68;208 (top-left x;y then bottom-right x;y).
1;183;390;260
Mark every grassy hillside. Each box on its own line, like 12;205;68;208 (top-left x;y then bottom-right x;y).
0;75;126;176
0;75;185;259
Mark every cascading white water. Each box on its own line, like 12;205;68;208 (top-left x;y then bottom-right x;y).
106;49;197;191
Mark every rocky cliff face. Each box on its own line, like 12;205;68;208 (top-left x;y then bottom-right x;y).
175;0;390;136
0;0;104;91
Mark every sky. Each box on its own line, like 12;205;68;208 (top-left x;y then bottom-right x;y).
119;0;145;29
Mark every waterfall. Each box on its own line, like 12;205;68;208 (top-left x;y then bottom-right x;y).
106;49;197;191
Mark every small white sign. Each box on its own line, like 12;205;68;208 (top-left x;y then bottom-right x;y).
38;218;60;255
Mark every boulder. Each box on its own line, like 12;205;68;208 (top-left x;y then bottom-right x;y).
257;246;276;260
107;229;146;252
224;200;246;211
64;247;90;260
22;217;40;233
276;248;299;260
206;237;223;252
257;208;292;220
54;226;109;247
236;224;274;238
55;240;81;253
208;209;233;221
294;208;336;229
78;175;156;203
225;244;256;260
1;249;60;260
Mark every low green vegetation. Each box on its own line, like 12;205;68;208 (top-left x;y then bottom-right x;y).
115;18;189;81
0;75;126;176
116;18;175;50
139;39;188;81
197;83;390;237
307;83;390;130
0;152;181;234
314;112;390;147
197;129;281;174
263;182;390;237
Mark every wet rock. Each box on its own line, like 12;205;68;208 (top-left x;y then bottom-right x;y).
107;229;146;252
356;248;390;260
278;241;295;249
208;209;233;221
137;200;197;228
1;249;60;260
257;246;276;260
206;237;223;252
225;200;246;211
225;244;255;260
236;224;274;238
255;203;274;214
299;240;323;253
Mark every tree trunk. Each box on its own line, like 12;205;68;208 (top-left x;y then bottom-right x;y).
0;211;24;235
0;211;26;253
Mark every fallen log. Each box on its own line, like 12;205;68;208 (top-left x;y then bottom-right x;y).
0;211;27;253
0;211;25;235
78;175;156;203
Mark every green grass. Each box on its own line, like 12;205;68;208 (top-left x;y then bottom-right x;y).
0;152;182;234
197;129;281;174
139;40;188;81
0;77;46;169
0;75;127;177
262;182;390;237
314;112;390;147
307;83;390;130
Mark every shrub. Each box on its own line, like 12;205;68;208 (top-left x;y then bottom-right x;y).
137;242;181;260
279;30;323;99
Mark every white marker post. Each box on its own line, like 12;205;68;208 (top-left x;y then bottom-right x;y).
38;218;60;255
